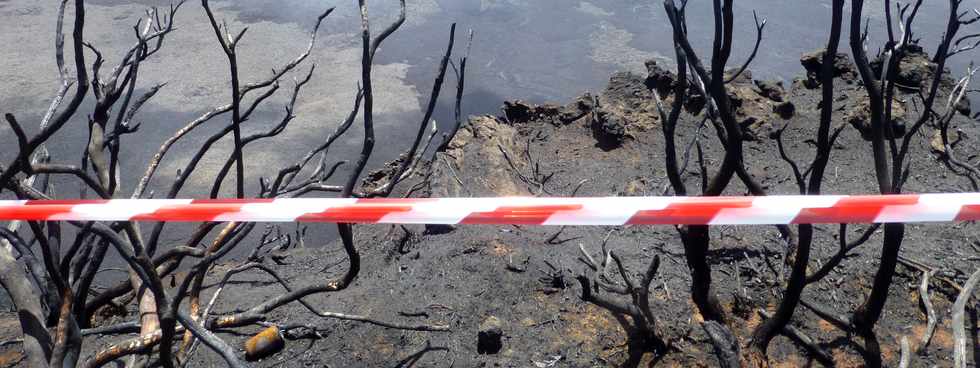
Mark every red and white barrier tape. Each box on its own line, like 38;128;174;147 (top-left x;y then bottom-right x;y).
1;193;979;225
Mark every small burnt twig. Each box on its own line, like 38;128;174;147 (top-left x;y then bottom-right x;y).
800;298;853;333
496;143;553;195
376;23;457;198
537;260;568;291
897;255;964;292
806;224;880;285
899;336;911;368
395;225;416;255
757;309;834;366
917;269;938;354
81;321;141;337
439;29;473;152
675;116;709;187
84;326;188;368
204;261;450;332
952;268;980;368
398;310;430;318
774;122;805;194
723;10;766;84
702;321;740;368
0;339;23;347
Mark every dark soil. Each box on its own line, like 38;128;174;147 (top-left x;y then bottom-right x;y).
3;50;980;367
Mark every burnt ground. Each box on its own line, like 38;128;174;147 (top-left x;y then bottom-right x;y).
3;50;980;367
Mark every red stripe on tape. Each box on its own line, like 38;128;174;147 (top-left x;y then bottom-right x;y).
955;204;980;221
460;205;584;225
791;195;918;224
627;197;753;224
132;203;247;222
297;205;414;223
0;204;77;221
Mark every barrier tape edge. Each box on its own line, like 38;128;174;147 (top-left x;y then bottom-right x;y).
1;193;980;225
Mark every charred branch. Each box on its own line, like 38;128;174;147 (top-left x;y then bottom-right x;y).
952;268;980;368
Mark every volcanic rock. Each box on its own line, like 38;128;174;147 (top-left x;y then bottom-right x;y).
478;316;504;354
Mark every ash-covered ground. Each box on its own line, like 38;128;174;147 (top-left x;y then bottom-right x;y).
16;48;974;367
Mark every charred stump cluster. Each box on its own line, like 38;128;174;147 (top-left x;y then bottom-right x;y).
0;1;470;367
573;0;980;367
